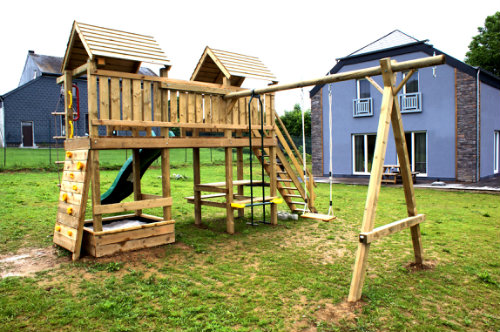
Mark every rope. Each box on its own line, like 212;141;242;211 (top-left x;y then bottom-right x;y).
327;82;334;216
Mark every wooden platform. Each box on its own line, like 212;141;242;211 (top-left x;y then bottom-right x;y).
185;193;277;209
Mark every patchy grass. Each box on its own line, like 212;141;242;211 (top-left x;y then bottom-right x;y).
0;166;499;331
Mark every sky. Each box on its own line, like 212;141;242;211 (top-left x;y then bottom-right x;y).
0;0;498;114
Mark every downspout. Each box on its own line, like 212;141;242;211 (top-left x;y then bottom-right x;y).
476;68;480;182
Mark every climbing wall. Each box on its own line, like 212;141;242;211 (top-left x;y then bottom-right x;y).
53;149;90;260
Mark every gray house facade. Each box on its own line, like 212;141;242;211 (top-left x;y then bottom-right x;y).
0;51;155;147
310;31;500;182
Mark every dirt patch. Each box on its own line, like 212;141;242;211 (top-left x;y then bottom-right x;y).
404;260;437;272
0;247;67;278
314;300;364;325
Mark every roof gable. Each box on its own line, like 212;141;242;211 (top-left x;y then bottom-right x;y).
348;30;421;57
62;21;170;73
191;46;277;86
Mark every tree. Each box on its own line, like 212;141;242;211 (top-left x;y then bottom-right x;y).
465;11;500;76
278;103;311;138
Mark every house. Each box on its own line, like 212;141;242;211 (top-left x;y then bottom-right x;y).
310;30;500;182
0;50;156;147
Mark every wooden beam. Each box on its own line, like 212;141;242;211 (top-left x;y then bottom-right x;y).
90;150;103;232
359;214;425;244
365;76;383;94
161;149;171;220
133;149;142;215
224;55;445;99
89;137;276;149
94;197;173;215
348;58;396;303
91;119;274;131
56;63;89;84
225;130;234;234
394;69;416;94
193;148;202;226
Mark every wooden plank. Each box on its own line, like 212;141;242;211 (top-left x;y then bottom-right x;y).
170;90;178;123
87;64;98;137
132;79;143;122
143;81;152;122
122;79;132;121
269;145;277;225
212;95;221;124
89;137;276;149
60;181;84;195
185;199;227;209
153;82;162;122
195;94;203;123
225;133;234;234
56;212;80;228
59;191;83;206
178;92;187;127
161;149;171;220
53;223;77;252
110;77;120;121
90;150;103;232
94;197;173;215
92;119;273;131
359;214;425;244
301;213;336;222
94;224;175;246
87;217;174;235
94;233;175;258
58;201;82;219
187;92;195;124
62;170;86;183
193;148;202;225
185;193;226;200
99;76;110;135
236;147;244;218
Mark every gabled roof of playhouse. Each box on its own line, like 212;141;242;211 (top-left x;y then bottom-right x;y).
61;21;170;73
190;46;278;86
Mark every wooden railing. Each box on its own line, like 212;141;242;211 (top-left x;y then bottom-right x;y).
85;70;276;138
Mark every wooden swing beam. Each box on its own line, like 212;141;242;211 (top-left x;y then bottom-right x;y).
224;55;445;99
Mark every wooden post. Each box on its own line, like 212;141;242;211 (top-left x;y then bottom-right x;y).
225;129;234;234
348;58;396;302
236;147;244;218
90;150;103;232
63;71;73;139
269;145;277;225
87;61;98;137
161;148;171;220
193;147;202;225
133;149;142;216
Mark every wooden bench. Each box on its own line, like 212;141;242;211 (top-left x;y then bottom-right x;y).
381;165;418;184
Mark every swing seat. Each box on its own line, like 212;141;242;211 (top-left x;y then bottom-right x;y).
301;212;336;222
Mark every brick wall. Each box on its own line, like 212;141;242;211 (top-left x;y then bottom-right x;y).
455;70;478;182
311;88;323;176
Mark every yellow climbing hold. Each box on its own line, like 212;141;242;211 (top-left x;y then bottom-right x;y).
55;225;61;232
76;162;84;170
61;193;68;202
67;230;73;237
72;185;78;191
67;207;73;215
66;151;73;158
69;173;74;179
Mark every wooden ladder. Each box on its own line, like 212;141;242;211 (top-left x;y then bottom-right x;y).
252;121;317;214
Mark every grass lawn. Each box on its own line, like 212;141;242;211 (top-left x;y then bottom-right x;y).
0;165;499;331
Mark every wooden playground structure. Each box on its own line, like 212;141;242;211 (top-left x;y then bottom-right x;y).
53;21;445;302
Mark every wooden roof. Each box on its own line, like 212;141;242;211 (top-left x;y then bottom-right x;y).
61;21;170;72
191;47;277;86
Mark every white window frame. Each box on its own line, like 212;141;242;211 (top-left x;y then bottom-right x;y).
402;70;419;94
397;131;428;177
353;79;373;117
494;131;499;174
352;133;375;175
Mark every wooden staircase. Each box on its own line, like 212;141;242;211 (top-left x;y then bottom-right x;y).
251;111;317;214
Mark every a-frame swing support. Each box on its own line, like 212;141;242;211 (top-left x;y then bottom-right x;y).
225;54;445;302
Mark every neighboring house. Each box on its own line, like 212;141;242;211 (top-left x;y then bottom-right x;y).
310;30;500;182
0;50;156;147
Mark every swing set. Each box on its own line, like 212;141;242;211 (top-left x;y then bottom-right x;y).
53;21;445;302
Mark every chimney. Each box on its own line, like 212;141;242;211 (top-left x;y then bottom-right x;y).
28;50;35;54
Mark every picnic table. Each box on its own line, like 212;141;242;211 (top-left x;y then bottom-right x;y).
381;165;418;184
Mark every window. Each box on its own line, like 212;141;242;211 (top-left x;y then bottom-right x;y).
494;131;499;174
352;134;376;174
399;70;422;113
403;131;427;175
353;79;373;117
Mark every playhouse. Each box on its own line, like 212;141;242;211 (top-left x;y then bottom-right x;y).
53;21;445;302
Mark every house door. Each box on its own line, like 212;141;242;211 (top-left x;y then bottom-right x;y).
21;121;34;147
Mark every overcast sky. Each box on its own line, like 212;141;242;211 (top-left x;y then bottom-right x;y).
0;0;498;114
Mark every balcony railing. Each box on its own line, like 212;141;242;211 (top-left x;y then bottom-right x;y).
352;98;373;117
399;92;422;113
